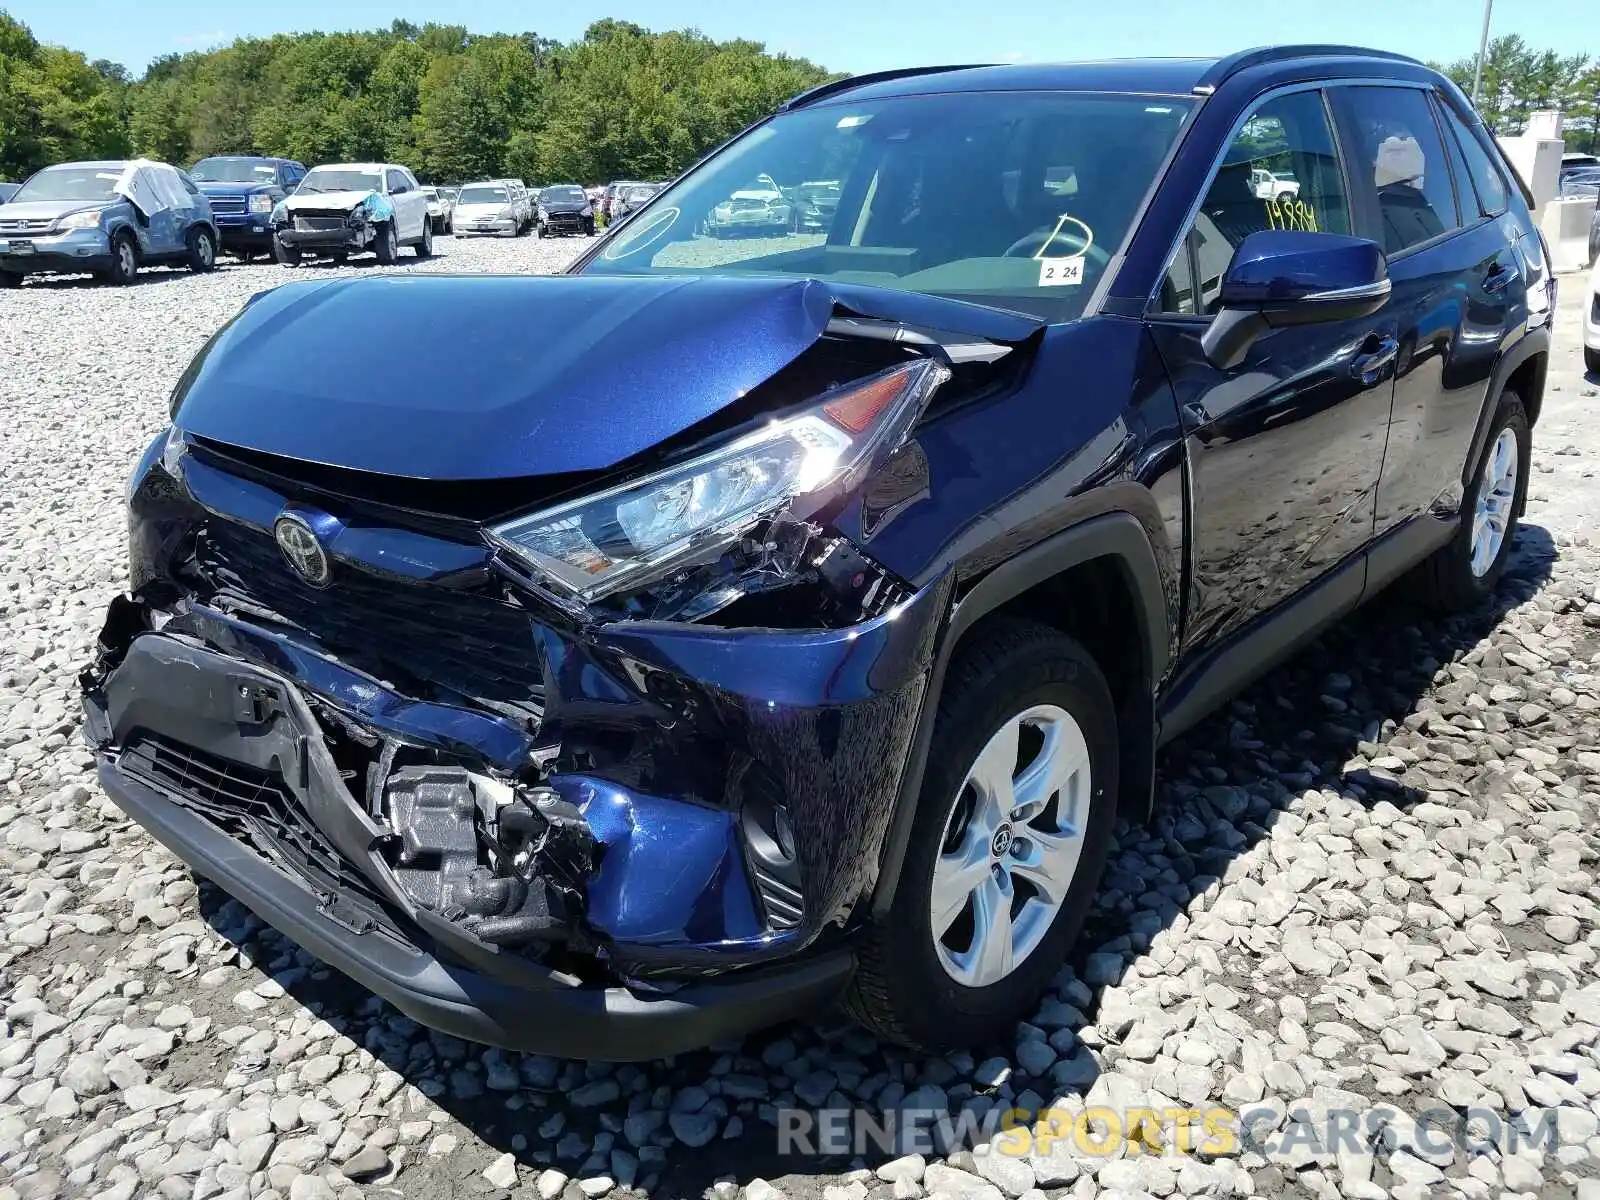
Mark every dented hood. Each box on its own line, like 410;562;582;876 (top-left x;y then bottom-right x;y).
281;189;378;213
171;273;1039;481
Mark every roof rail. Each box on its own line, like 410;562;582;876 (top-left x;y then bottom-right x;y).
778;64;993;112
1193;44;1423;93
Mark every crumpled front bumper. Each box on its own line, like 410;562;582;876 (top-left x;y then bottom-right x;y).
276;224;368;252
82;435;951;1052
85;628;853;1059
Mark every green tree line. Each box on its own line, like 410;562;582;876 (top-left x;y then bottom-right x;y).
1434;34;1600;150
0;12;835;184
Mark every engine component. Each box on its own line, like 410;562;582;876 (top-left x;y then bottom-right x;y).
384;766;589;947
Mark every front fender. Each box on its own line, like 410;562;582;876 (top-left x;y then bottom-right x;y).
868;509;1172;917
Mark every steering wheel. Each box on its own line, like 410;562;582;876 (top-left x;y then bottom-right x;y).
1002;214;1111;271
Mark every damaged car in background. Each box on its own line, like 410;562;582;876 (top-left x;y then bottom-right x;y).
0;159;218;286
271;162;433;266
85;48;1550;1059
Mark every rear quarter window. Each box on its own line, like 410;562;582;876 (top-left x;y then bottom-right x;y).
1437;103;1509;218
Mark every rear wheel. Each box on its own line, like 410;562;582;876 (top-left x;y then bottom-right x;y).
415;221;433;258
103;233;138;285
185;226;217;273
1410;392;1530;610
374;222;399;265
845;618;1118;1051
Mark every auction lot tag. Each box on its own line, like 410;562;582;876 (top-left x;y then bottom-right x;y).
1037;256;1085;287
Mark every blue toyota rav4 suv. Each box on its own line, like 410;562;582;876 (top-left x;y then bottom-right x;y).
83;46;1552;1059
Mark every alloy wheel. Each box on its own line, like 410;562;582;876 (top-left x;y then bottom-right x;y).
1470;427;1518;577
929;703;1090;988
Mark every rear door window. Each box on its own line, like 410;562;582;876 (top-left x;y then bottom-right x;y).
1340;86;1462;254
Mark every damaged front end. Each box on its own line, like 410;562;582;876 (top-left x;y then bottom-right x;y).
82;273;1036;1054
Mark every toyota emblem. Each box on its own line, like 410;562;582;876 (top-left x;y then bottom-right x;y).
274;513;332;588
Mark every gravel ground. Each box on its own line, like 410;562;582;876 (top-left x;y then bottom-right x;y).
1;242;1598;1200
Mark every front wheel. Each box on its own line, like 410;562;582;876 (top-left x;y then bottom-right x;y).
845;618;1118;1051
0;270;19;288
273;235;301;267
1409;392;1530;610
583;217;596;237
1586;346;1600;375
186;226;217;273
374;222;399;265
103;233;138;285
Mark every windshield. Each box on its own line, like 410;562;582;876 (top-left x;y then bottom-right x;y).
297;169;381;195
14;165;123;203
459;186;509;205
582;92;1194;321
543;186;586;203
191;158;277;183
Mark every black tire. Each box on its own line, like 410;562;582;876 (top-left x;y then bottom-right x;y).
1409;392;1530;610
0;270;19;288
273;235;301;267
374;223;399;265
844;618;1119;1052
185;226;217;273
415;221;433;258
583;217;596;237
1586;346;1600;375
103;232;138;285
234;248;254;264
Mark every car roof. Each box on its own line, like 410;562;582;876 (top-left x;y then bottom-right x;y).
196;154;291;162
308;163;393;172
782;46;1430;108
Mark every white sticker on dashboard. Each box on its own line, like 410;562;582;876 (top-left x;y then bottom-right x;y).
1037;256;1085;287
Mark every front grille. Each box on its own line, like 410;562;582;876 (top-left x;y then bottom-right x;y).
195;520;544;720
0;218;51;233
544;212;583;227
209;196;247;215
293;215;347;232
120;733;397;932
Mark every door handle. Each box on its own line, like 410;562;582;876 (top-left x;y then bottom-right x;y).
1350;333;1399;385
1483;261;1518;294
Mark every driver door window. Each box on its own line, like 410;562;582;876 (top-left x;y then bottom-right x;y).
1161;90;1351;315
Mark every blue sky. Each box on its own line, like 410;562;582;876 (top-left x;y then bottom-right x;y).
10;0;1595;76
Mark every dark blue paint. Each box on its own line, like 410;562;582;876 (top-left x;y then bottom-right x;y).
171;274;840;479
1216;231;1388;306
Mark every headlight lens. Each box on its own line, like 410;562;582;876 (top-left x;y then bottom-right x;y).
490;359;949;603
57;209;103;230
248;193;276;214
270;201;288;224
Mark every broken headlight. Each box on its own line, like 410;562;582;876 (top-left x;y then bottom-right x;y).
488;358;948;604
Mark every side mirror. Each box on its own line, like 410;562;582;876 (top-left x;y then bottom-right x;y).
1201;231;1390;369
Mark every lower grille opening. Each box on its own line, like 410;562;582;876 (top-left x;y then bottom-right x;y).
120;732;400;936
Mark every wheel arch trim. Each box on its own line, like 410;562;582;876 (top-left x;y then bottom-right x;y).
1462;326;1548;489
868;510;1170;918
